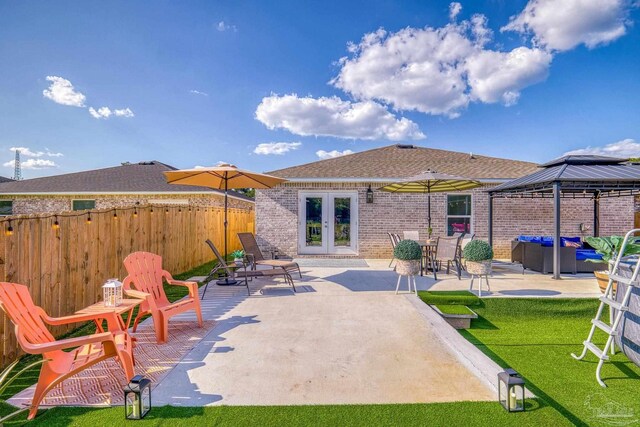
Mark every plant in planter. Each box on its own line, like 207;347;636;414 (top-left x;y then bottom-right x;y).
231;250;245;266
585;236;640;293
393;240;422;293
463;240;494;274
463;240;493;296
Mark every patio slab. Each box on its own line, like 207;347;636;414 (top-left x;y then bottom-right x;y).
152;265;496;406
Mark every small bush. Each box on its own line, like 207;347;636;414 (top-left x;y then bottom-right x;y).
231;250;245;259
394;239;422;260
463;240;493;262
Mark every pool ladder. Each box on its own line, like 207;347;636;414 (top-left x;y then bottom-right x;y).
571;229;640;387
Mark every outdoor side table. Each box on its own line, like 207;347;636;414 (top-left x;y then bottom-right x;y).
75;298;143;333
417;241;437;279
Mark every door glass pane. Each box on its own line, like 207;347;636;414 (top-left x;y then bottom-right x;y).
305;197;323;247
447;195;471;216
447;217;471;235
334;197;351;247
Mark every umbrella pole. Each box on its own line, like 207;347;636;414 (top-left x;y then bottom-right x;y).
427;188;432;239
217;176;237;286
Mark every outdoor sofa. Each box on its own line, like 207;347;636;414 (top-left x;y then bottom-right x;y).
511;235;605;274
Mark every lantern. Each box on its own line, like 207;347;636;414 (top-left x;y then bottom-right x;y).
498;368;525;412
366;185;374;203
124;375;151;419
102;279;123;307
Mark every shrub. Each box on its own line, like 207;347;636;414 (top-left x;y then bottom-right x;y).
585;236;640;265
394;239;422;261
463;240;493;262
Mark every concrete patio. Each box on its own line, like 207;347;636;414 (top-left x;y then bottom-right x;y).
151;259;591;406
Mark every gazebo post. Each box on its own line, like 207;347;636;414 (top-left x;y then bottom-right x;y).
488;193;493;247
553;181;561;280
593;195;600;237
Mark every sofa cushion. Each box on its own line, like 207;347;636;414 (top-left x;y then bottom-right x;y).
541;236;554;247
518;235;542;244
576;249;603;261
561;237;582;248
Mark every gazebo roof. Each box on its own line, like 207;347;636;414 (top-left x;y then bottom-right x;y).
488;155;640;198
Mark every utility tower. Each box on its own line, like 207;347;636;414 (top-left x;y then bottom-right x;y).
13;150;22;180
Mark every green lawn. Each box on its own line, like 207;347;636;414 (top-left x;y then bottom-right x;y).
5;278;640;426
460;298;640;426
434;304;477;316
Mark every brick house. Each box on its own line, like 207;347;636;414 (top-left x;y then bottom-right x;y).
255;144;634;259
0;161;254;215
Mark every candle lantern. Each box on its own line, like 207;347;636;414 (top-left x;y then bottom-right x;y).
103;278;123;307
498;368;525;412
124;375;151;420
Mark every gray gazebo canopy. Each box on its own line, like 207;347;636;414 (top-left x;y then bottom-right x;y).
487;155;640;279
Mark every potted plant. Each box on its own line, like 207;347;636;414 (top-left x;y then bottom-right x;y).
463;240;494;275
231;250;245;267
585;236;640;293
393;239;422;276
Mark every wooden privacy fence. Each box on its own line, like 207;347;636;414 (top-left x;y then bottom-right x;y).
0;204;254;366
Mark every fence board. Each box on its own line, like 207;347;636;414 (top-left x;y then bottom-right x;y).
0;205;254;366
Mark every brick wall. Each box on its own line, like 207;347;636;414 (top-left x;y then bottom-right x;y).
256;183;634;259
6;193;253;215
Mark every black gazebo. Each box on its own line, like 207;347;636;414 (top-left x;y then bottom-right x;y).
488;155;640;279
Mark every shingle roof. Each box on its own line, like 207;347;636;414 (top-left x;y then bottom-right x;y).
0;161;253;200
267;144;538;181
0;176;14;183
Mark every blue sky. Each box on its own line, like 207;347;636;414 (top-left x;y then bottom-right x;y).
0;0;639;178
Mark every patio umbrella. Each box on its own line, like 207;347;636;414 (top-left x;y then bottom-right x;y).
164;164;286;285
379;170;480;235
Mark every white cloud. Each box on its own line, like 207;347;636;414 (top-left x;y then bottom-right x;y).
256;94;425;141
502;0;635;51
316;149;354;160
189;89;209;96
114;108;134;118
217;21;237;32
466;47;552;105
331;16;552;118
194;161;230;169
9;146;63;158
89;106;134;119
4;158;57;169
89;106;112;119
42;76;86;107
564;139;640;158
253;142;302;155
449;2;462;20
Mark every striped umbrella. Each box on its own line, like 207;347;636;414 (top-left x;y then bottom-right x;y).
379;170;480;235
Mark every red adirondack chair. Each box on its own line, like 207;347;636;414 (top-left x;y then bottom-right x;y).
0;282;135;420
123;252;203;344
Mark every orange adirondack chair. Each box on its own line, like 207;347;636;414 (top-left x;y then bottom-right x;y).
123;252;203;344
0;282;135;420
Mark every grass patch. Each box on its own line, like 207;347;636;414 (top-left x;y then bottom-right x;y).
418;290;480;306
25;400;567;426
434;304;476;316
460;298;640;426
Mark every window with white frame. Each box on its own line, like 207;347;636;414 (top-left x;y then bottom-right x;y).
446;194;472;236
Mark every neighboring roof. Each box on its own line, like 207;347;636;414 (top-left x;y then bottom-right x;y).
267;144;538;181
0;161;253;201
0;176;14;184
489;155;640;197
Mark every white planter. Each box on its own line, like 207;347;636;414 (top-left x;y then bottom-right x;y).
234;258;244;267
396;259;421;276
466;260;492;275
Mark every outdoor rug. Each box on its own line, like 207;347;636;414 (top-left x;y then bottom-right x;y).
8;308;219;407
294;258;369;268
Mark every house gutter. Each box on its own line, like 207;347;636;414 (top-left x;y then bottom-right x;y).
278;177;510;184
0;191;254;203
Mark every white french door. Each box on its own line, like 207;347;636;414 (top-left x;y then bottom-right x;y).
298;192;358;255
